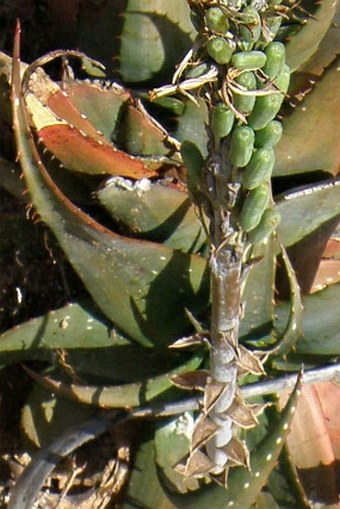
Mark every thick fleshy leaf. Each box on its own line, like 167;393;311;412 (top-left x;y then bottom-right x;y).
285;0;337;72
124;434;177;509
77;0;194;83
299;1;340;76
251;492;280;509
97;178;206;252
50;79;181;161
40;80;131;140
276;180;340;248
23;350;203;408
0;302;181;382
118;101;181;158
0;157;26;201
173;98;209;157
276;283;340;356
274;60;340;176
26;65;160;179
269;244;303;357
285;382;340;506
21;383;97;448
12;31;209;348
240;238;276;338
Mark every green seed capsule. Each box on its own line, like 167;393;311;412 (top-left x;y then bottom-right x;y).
255;120;283;148
234;71;256;114
242;147;275;190
230;125;255;167
248;208;281;244
264;42;286;79
239;182;270;232
206;7;229;33
211;103;235;143
207;37;233;64
231;51;266;71
248;65;290;130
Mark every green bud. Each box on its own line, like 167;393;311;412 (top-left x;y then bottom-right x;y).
264;42;286;80
234;71;257;114
205;7;229;34
230;125;255;167
239;182;271;232
248;208;281;244
231;50;266;71
242;148;275;190
255;120;283;148
207;36;234;64
211;103;235;143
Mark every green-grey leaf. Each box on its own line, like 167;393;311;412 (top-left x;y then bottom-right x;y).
77;0;194;83
276;180;340;248
276;283;340;356
274;59;340;176
285;0;337;72
12;42;209;348
240;238;276;338
97;178;206;252
21;383;97;449
0;302;179;383
299;1;340;76
174;98;209;157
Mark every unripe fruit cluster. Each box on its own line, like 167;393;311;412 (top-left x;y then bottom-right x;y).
203;3;289;244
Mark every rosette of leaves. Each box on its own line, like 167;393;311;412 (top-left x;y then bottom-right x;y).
0;0;339;507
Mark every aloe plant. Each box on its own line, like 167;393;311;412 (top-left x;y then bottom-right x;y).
0;0;339;507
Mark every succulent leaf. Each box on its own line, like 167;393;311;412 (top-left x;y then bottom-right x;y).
277;282;340;356
276;180;340;246
298;1;340;76
76;0;194;83
274;59;340;176
21;383;97;449
12;29;209;348
285;0;337;72
268;244;303;357
26;60;179;178
97;178;206;252
240;238;276;337
23;350;204;409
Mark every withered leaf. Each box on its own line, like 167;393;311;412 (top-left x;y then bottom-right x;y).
169;334;208;349
183;448;216;477
227;393;259;428
204;379;235;414
236;344;266;375
210;467;230;488
171;370;209;391
191;414;218;451
224;436;250;468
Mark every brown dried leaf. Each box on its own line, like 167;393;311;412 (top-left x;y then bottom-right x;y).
171;370;209;391
210;467;230;488
204;379;231;414
169;334;207;349
224;437;250;468
228;393;259;428
236;344;266;375
191;414;218;451
183;448;215;477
